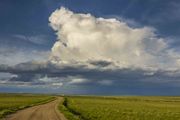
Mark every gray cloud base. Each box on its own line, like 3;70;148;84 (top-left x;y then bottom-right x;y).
0;61;180;95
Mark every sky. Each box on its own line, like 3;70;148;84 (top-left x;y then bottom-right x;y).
0;0;180;95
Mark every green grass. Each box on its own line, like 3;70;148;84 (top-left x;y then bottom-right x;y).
0;93;55;119
60;96;180;120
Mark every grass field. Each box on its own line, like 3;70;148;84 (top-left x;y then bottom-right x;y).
60;96;180;120
0;93;55;119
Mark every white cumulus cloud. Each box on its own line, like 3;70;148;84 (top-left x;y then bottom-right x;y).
49;7;180;70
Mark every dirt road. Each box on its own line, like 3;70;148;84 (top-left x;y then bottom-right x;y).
5;97;67;120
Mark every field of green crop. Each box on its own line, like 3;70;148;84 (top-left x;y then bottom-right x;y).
60;96;180;120
0;93;55;118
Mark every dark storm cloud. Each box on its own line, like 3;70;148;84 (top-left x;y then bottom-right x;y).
0;61;180;87
89;60;113;67
0;61;180;95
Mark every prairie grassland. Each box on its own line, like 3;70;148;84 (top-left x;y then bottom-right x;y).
60;96;180;120
0;93;54;118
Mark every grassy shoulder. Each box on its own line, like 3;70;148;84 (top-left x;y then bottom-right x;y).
0;93;55;119
59;96;180;120
59;97;82;120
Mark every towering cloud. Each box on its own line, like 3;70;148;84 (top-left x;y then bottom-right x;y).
49;7;180;70
1;7;180;94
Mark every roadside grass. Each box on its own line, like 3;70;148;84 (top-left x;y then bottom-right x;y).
59;97;82;120
0;93;55;119
59;96;180;120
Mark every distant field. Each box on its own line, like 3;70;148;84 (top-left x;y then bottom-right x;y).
60;96;180;120
0;93;55;118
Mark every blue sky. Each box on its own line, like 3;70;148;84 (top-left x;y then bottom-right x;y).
0;0;180;95
1;0;180;51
